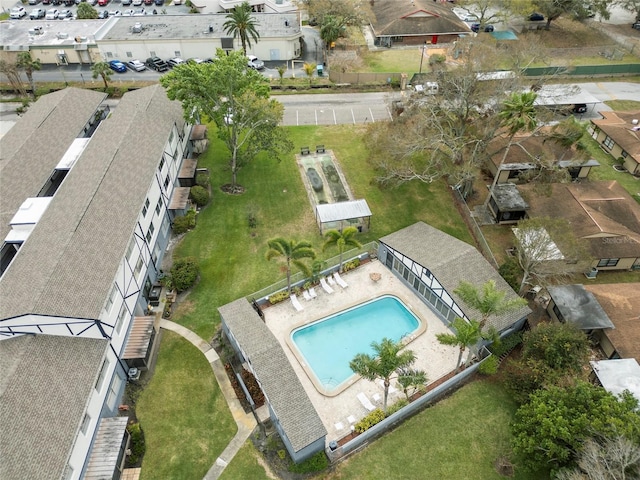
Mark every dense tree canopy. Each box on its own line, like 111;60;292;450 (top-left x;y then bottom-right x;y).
512;381;640;472
76;2;98;19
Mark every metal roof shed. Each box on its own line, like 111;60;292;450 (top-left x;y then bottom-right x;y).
315;199;372;234
591;358;640;404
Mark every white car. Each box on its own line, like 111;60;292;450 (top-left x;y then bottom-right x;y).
10;7;27;19
167;57;185;68
247;55;265;70
126;59;146;72
45;8;59;19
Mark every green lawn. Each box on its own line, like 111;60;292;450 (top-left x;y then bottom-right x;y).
137;331;236;480
219;440;270;480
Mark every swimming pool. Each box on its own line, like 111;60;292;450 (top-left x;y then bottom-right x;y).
290;295;421;396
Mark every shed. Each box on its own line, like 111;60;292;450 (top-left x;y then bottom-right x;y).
546;284;615;331
590;358;640;404
315;199;372;234
487;183;528;224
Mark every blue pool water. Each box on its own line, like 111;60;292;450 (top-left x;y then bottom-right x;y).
291;295;420;392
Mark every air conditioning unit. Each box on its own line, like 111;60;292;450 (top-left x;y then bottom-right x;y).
132;22;142;33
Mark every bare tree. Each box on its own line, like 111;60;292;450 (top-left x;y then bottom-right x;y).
0;60;27;97
555;436;640;480
513;216;592;294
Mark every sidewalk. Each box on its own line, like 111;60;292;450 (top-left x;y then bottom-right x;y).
159;320;267;479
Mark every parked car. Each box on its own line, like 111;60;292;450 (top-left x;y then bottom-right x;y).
471;23;494;32
132;0;143;6
122;0;132;5
247;55;265;70
30;8;46;18
572;104;587;114
126;59;146;71
10;7;27;19
87;0;98;5
108;60;127;73
121;8;134;15
167;57;186;68
528;12;544;21
108;9;121;15
42;0;51;5
146;56;169;72
154;0;163;6
58;9;73;18
45;8;59;19
98;0;109;6
633;21;640;30
98;9;108;17
187;57;204;64
133;8;145;15
28;0;40;5
144;0;153;5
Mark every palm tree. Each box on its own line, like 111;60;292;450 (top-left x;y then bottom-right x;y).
322;227;362;272
320;15;343;51
486;91;538;205
91;61;112;91
266;238;316;294
436;317;482;371
16;52;41;97
349;338;416;413
303;63;316;86
397;368;427;401
454;280;527;330
223;2;260;56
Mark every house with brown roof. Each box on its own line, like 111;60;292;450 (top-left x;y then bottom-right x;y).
518;181;640;272
486;133;599;184
370;0;470;47
590;110;640;175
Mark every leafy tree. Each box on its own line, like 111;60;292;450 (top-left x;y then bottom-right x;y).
161;50;292;190
486;91;538;205
555;435;640;480
454;279;527;330
16;52;41;96
276;65;286;85
76;2;98;19
91;61;112;91
169;257;200;292
522;322;590;374
454;0;516;28
0;60;27;97
223;1;259;55
320;15;344;50
436;317;483;371
530;0;604;29
512;381;640;472
300;0;366;30
396;367;427;400
349;338;417;413
322;227;362;272
513;216;592;294
266;238;316;294
302;62;316;86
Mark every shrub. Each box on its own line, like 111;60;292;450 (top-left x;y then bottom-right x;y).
268;290;289;305
195;172;209;188
385;398;409;416
189;185;210;207
498;257;521;292
126;422;146;465
289;451;329;474
478;355;499;375
172;209;197;234
522;322;590;374
342;258;360;272
170;257;199;292
354;408;385;433
489;331;523;357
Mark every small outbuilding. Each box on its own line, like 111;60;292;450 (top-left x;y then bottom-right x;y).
546;284;615;332
590;358;640;404
315;199;372;235
487;183;529;224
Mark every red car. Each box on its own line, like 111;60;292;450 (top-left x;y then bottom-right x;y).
98;0;109;6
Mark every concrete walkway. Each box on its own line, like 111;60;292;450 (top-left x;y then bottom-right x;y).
159;320;258;480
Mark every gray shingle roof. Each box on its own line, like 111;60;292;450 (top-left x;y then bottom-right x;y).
219;299;327;452
0;88;107;242
379;222;531;331
0;334;108;480
0;85;185;321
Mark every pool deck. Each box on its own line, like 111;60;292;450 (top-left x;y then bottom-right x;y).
263;260;460;444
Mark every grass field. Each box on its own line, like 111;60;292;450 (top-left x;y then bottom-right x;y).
137;331;236;480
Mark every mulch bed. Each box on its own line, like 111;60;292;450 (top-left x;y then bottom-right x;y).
224;363;266;413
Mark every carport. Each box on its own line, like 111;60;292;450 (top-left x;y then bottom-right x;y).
315;199;372;235
531;84;601;113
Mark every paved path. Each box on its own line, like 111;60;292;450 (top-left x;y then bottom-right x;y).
159;320;258;480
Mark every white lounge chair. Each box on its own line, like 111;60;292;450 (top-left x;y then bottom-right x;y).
327;275;336;286
377;379;398;394
308;287;317;299
347;415;356;424
302;290;312;301
290;294;304;312
372;393;381;403
357;392;375;412
334;271;348;289
320;277;334;294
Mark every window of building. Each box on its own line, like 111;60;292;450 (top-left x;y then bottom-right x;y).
146;222;155;243
174;51;181;57
107;375;123;411
126;51;132;58
95;360;109;392
621;151;628;158
164;174;170;189
552;304;565;323
159;156;165;172
142;198;150;217
114;304;127;335
152;241;161;266
150;50;156;57
603;136;614;149
134;257;143;279
106;52;113;58
597;258;619;267
105;285;117;312
155;197;163;215
161;216;170;237
125;239;134;263
168;130;175;145
80;414;91;435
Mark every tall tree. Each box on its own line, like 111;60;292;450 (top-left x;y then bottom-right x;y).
396;368;427;401
436;317;483;371
454;280;527;330
223;1;260;55
530;0;605;29
322;227;362;272
0;60;27;97
266;238;316;294
486;91;538;206
320;15;344;50
555;436;640;480
161;49;291;191
91;61;112;90
512;382;640;472
349;338;417;413
16;52;41;97
513;216;592;294
302;62;316;86
76;2;98;19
